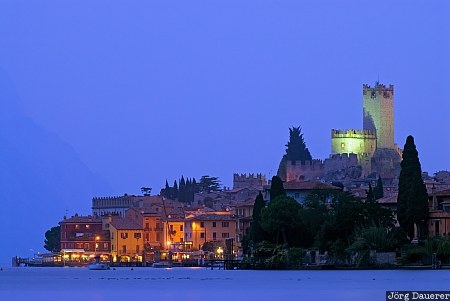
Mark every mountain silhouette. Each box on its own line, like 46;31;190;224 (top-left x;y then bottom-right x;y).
0;69;112;263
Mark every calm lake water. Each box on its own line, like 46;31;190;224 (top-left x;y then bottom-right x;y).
1;267;449;301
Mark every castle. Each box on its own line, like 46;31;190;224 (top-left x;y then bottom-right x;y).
331;82;402;178
281;82;402;182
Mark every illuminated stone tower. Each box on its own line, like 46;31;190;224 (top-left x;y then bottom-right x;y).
363;82;395;149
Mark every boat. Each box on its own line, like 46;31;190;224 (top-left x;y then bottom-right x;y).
88;262;110;270
88;256;110;270
152;261;171;268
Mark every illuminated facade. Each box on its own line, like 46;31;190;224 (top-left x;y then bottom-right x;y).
331;82;400;177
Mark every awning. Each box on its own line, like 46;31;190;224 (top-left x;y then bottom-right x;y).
61;249;85;253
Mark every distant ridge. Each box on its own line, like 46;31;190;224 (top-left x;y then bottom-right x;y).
0;69;113;262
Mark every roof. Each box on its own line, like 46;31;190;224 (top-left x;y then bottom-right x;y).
283;181;341;191
110;218;142;230
435;189;450;197
59;215;102;224
376;194;398;204
235;198;256;207
186;214;236;221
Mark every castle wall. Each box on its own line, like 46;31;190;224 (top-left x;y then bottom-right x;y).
331;129;377;158
233;173;267;190
285;160;325;182
363;83;395;149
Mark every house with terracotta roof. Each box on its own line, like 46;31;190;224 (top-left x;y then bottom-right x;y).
184;213;238;254
265;180;341;204
428;188;450;237
59;214;110;263
110;218;143;262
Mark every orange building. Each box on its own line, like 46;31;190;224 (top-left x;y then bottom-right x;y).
110;218;143;262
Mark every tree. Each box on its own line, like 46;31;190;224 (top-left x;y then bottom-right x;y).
366;183;375;204
251;192;266;245
44;226;61;252
397;135;429;239
285;126;312;162
269;176;286;201
277;126;312;180
260;196;304;246
140;187;152;196
373;177;384;200
199;175;221;193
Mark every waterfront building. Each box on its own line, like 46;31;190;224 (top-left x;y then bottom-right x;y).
109;218;143;262
59;214;110;263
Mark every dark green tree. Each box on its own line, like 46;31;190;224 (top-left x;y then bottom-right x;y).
277;126;312;180
179;176;186;203
366;183;375;204
251;192;266;245
199;175;221;193
44;226;61;252
140;187;152;196
173;180;179;199
373;177;384;200
269;176;286;201
397;135;429;239
260;196;305;246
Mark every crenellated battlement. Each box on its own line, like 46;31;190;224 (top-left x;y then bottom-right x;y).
331;129;376;139
233;173;267;190
233;173;266;181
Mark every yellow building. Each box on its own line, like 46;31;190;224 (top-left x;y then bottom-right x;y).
184;213;238;254
110;218;144;262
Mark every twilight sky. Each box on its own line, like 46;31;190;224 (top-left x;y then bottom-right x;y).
1;0;449;198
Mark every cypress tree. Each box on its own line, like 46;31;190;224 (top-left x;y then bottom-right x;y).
397;135;429;239
251;192;266;244
173;180;179;199
366;183;375;204
179;176;186;203
270;176;286;201
277;126;312;180
373;177;384;200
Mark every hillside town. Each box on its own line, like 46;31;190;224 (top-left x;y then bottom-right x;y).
23;82;450;268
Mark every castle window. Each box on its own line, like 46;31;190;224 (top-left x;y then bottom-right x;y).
341;142;345;149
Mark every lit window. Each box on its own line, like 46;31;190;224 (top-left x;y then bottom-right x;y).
86;225;90;229
341;142;345;149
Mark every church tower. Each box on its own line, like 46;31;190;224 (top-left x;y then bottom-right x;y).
363;82;395;149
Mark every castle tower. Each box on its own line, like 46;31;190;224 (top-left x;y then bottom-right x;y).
363;82;395;149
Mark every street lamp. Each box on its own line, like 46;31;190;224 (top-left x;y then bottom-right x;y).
95;236;100;256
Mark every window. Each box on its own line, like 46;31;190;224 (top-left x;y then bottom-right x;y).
179;225;183;232
75;224;80;229
222;222;229;228
222;233;230;238
200;233;205;239
145;233;149;242
341;142;345;149
103;243;108;250
84;243;89;250
200;222;205;228
212;222;216;228
145;223;150;230
121;233;128;239
213;232;216;239
111;232;114;239
134;233;141;239
169;225;174;231
122;245;126;254
85;224;90;229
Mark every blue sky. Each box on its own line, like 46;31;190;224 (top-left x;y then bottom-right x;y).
1;0;449;198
